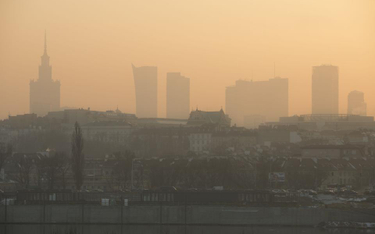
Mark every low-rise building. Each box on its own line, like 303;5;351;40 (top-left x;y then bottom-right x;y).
81;121;133;145
301;145;365;159
46;108;137;125
267;114;375;131
210;130;257;155
189;131;212;153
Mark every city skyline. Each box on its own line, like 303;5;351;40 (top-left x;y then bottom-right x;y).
4;34;373;121
1;1;375;232
22;32;371;122
1;0;374;120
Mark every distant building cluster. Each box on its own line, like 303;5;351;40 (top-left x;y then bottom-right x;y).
1;33;375;194
26;34;369;133
267;114;375;131
265;64;369;131
226;77;288;127
132;65;191;119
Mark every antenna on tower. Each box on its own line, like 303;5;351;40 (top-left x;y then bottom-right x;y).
44;30;47;54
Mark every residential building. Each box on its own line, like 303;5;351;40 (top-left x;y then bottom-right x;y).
81;121;133;145
210;130;257;155
131;127;189;157
8;114;38;129
266;114;375;131
258;125;301;145
301;145;365;159
189;131;212;153
46;108;137;125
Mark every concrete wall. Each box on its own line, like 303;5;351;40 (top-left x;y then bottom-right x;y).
3;224;347;234
1;205;374;226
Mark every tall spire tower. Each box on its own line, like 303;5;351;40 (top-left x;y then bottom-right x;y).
39;30;51;80
30;32;60;116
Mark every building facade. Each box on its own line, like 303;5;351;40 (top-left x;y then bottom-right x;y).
348;90;367;116
244;115;266;129
225;77;288;126
301;145;365;159
187;109;231;128
266;114;375;131
132;64;158;118
189;131;212;153
166;72;190;119
312;65;339;115
30;33;60;117
81;121;133;145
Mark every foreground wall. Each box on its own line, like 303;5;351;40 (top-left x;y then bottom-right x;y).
0;205;374;234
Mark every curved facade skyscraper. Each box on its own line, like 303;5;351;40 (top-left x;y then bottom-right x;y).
132;64;158;118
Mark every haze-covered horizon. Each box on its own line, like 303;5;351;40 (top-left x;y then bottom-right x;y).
1;0;374;120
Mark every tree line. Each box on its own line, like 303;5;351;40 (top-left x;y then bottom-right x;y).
0;122;85;191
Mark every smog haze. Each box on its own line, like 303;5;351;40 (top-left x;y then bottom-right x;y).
0;0;374;119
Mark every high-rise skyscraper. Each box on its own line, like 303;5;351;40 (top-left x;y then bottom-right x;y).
225;77;288;126
166;72;190;119
132;64;158;118
30;33;60;117
311;65;339;115
348;90;367;116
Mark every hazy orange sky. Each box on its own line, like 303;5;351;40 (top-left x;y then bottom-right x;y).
1;0;374;120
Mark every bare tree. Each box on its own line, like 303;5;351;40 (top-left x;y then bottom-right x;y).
60;155;71;190
71;122;84;191
38;152;69;190
106;151;135;191
11;154;34;188
0;143;12;172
